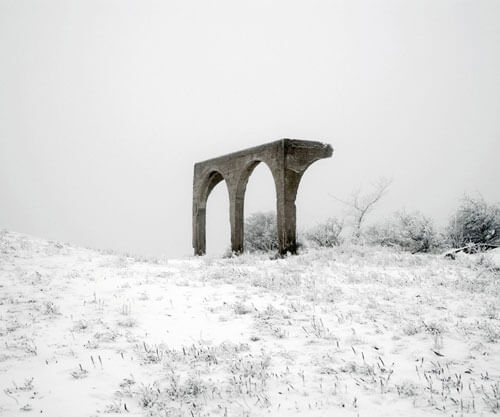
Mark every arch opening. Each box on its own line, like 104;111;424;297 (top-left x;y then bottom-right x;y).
205;178;231;256
198;171;224;208
241;161;278;252
193;169;228;256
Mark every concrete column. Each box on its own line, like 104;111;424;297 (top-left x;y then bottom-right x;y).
193;204;206;256
276;169;303;255
229;194;244;254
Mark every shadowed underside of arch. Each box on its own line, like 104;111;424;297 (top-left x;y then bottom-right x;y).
192;139;333;256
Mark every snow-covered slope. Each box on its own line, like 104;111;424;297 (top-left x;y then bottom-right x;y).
0;230;499;416
489;248;500;269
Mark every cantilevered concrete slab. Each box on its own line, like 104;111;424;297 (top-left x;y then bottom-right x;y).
192;139;333;255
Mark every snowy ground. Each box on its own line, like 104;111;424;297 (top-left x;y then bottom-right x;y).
0;230;499;417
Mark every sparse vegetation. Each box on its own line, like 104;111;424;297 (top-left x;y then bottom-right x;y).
333;177;392;238
366;210;439;253
232;301;253;315
117;317;137;327
244;211;278;252
305;217;344;247
43;301;60;315
446;194;500;247
1;230;499;416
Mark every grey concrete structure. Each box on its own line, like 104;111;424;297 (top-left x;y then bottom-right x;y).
192;139;333;256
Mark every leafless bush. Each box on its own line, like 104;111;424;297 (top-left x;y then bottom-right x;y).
244;212;278;252
366;210;439;253
305;218;344;247
446;195;500;247
333;177;392;238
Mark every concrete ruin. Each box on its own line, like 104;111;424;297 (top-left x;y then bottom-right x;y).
192;139;333;255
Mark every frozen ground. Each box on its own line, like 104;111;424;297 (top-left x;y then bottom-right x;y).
0;230;499;417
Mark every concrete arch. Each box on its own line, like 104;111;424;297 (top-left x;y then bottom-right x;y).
231;159;279;253
195;170;227;209
192;169;230;256
192;139;333;256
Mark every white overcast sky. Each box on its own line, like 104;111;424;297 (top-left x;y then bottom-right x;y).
1;0;499;257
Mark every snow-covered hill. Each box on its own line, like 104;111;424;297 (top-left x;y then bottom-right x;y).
0;230;499;416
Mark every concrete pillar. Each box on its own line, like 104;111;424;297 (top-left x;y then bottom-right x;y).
229;193;244;254
193;204;206;256
276;169;303;255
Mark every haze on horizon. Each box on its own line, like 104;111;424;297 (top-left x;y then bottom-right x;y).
1;0;499;258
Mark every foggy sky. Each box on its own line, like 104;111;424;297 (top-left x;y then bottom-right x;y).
1;0;499;257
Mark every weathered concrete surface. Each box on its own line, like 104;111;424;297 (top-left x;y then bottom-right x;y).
192;139;333;255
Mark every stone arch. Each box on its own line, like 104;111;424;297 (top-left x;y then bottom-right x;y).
192;139;333;256
230;159;279;253
192;169;230;256
196;170;226;208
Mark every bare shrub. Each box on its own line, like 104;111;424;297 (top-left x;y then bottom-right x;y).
366;210;439;253
305;218;344;247
244;212;278;252
233;301;253;315
446;195;500;247
333;177;392;238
